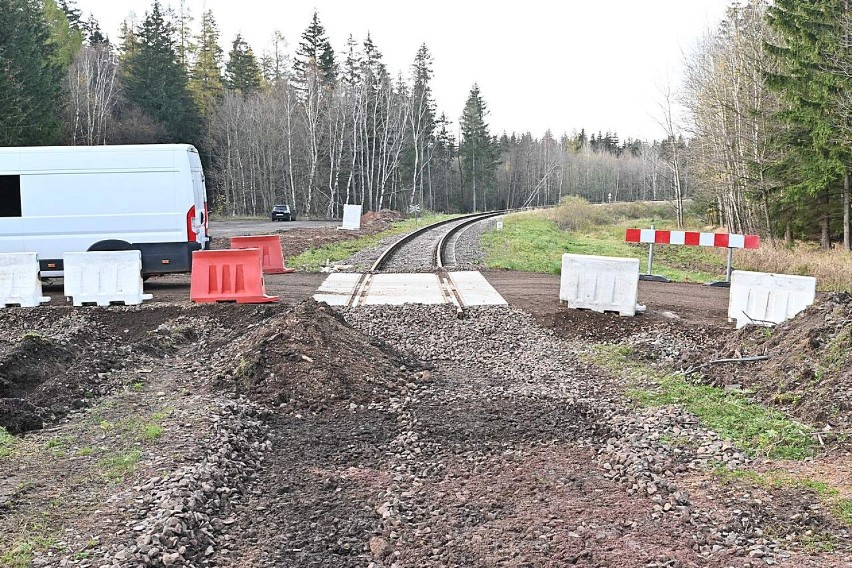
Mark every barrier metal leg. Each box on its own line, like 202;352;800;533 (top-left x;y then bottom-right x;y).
647;242;654;276
726;247;733;283
707;247;734;288
638;225;670;283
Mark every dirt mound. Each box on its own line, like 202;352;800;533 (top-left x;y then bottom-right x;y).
687;292;852;428
217;300;422;410
0;398;44;433
0;334;75;398
0;308;189;434
0;335;76;433
360;208;404;228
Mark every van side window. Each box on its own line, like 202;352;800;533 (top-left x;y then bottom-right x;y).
0;175;22;217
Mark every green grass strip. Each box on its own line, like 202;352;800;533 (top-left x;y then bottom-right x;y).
481;213;724;282
588;345;815;460
714;468;852;527
288;213;458;271
0;427;15;458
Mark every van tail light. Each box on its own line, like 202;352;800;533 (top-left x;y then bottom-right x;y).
186;205;197;242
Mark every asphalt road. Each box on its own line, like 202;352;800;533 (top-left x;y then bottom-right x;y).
209;218;340;241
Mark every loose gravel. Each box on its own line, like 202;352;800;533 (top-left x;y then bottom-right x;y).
336;304;850;566
342;216;498;273
443;216;502;270
92;401;271;568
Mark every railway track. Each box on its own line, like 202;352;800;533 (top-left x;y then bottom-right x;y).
371;211;506;272
315;211;508;310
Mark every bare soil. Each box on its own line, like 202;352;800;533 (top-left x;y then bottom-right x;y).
684;291;852;430
1;221;851;567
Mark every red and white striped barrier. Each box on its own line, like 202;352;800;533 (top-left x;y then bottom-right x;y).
625;229;760;250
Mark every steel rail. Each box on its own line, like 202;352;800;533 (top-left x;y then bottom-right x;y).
370;211;504;272
435;210;506;269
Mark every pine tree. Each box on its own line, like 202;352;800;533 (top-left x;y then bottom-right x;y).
765;0;848;248
293;11;336;90
172;0;193;69
56;0;81;29
224;34;262;95
44;0;83;69
85;15;107;46
118;18;138;62
341;34;361;88
459;84;496;211
408;43;436;208
189;10;223;115
0;0;63;145
121;0;200;144
433;112;456;210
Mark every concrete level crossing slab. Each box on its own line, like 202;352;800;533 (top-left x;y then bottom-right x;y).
449;271;508;306
314;271;507;307
313;273;363;306
363;273;446;305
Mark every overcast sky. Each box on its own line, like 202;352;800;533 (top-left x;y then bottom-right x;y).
72;0;730;141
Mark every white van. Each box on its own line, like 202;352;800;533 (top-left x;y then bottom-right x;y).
0;144;210;277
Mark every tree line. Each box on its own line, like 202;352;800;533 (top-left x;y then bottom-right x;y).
4;0;849;249
0;0;692;219
683;0;852;249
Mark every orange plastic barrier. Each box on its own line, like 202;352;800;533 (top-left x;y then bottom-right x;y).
190;248;279;304
230;235;295;274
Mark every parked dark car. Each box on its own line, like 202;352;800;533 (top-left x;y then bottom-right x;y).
270;204;295;221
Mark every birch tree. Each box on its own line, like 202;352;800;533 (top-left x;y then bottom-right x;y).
65;43;119;144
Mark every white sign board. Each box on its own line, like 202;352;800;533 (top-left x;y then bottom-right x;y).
341;204;363;230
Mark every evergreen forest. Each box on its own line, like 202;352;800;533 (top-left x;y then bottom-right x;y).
1;0;851;249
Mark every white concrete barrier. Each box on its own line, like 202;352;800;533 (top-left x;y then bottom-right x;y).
560;254;640;316
340;204;363;230
0;253;50;307
64;251;153;306
728;270;816;328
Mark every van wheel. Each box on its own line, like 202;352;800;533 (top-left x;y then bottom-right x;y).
88;240;133;251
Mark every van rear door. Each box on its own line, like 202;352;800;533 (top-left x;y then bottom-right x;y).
186;148;208;248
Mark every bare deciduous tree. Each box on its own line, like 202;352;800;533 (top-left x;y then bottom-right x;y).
65;45;119;145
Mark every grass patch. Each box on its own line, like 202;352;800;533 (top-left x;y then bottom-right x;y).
836;498;852;525
141;423;163;441
75;446;95;457
98;449;141;480
0;427;16;458
632;375;814;459
0;534;55;568
45;436;73;451
94;407;171;444
588;345;815;459
287;213;457;270
481;206;724;282
714;467;833;494
481;196;852;290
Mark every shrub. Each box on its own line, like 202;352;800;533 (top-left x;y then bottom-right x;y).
547;196;681;232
